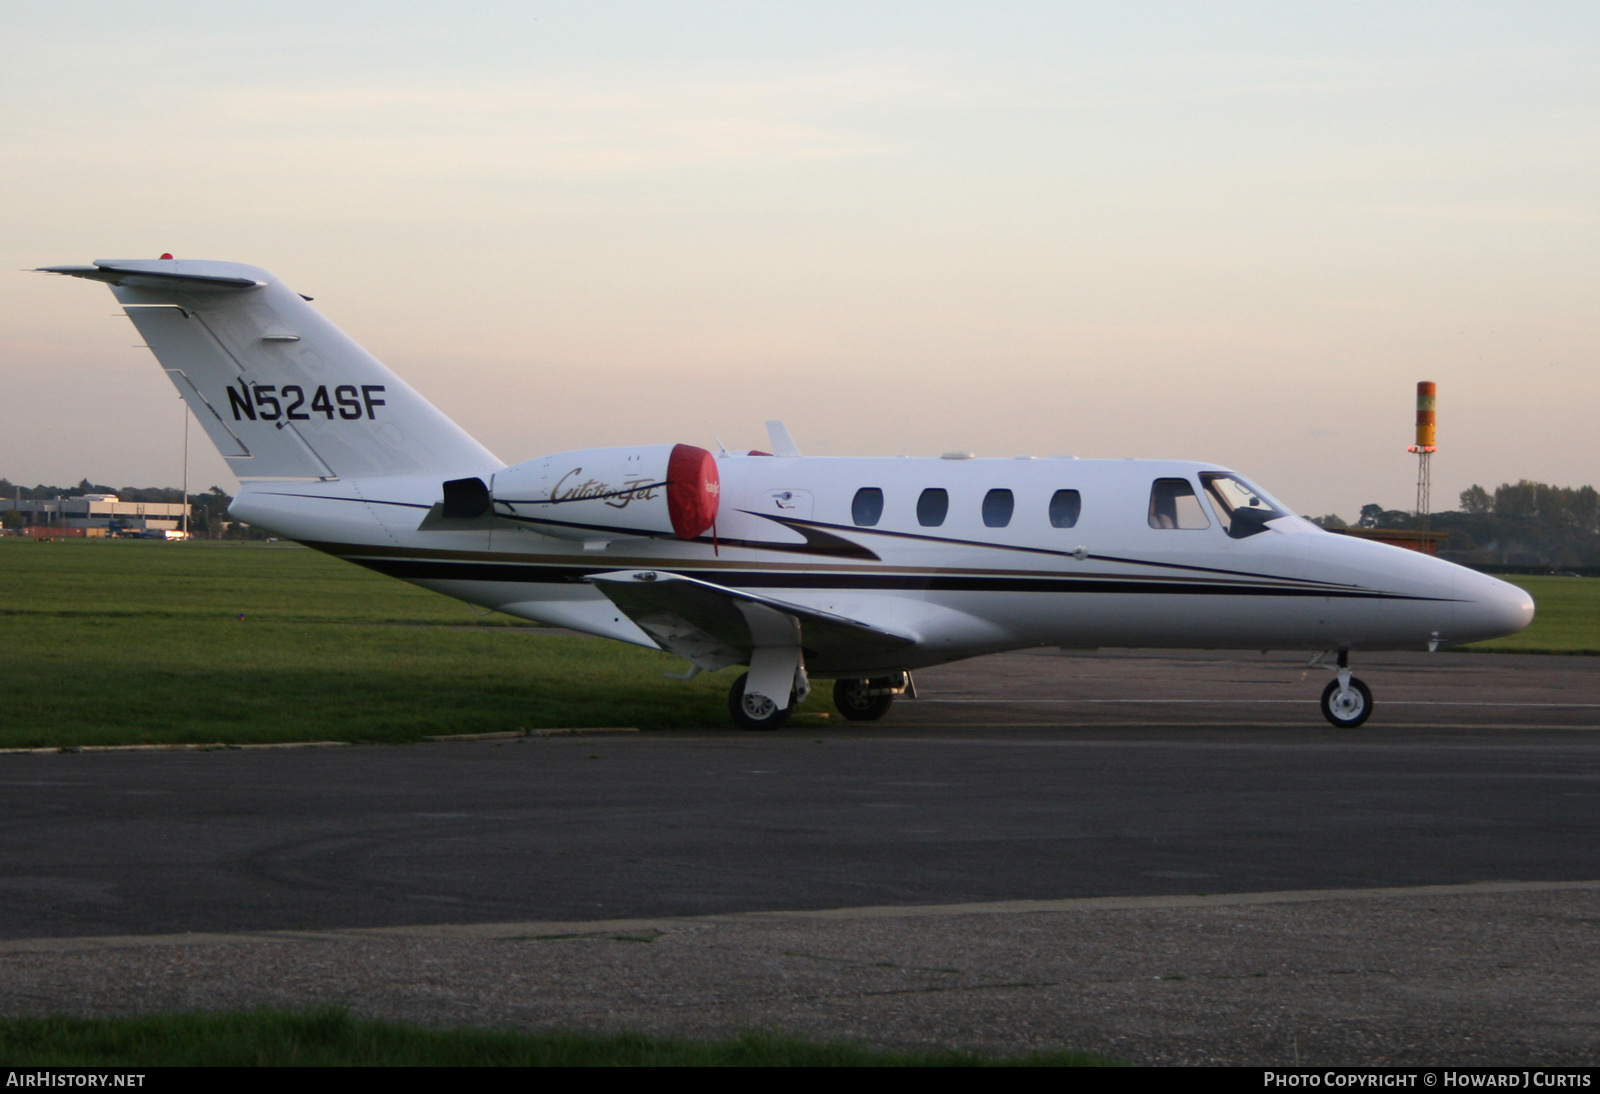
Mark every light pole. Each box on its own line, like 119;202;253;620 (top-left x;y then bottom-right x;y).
1407;381;1436;544
181;397;190;538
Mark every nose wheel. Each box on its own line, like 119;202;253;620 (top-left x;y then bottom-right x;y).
1320;672;1373;728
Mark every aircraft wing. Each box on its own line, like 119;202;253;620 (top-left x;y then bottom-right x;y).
587;570;915;674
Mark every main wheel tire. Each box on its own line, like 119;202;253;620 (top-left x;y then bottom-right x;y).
728;672;792;731
1320;676;1373;728
833;678;894;722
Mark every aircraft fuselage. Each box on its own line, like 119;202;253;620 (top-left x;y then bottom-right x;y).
230;455;1533;676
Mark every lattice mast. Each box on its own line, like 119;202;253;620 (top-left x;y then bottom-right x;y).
1408;381;1436;536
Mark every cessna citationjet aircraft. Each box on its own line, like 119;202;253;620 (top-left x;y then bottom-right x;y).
41;258;1534;730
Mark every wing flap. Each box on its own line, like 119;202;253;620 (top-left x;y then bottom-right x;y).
587;570;914;673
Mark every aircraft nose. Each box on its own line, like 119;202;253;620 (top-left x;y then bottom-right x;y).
1457;575;1535;643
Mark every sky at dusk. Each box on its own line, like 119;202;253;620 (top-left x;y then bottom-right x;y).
3;2;1597;521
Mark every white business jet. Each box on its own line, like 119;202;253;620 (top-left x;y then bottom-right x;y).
41;258;1535;730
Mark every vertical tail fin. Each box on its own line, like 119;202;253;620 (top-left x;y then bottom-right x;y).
40;259;500;482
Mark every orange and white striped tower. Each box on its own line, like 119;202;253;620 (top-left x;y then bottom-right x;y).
1408;381;1436;535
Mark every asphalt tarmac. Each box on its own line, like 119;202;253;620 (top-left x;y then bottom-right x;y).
4;648;1599;1064
2;649;1597;941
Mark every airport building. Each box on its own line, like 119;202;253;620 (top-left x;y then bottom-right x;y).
1;494;189;536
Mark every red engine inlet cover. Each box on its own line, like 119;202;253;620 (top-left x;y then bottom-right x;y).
666;444;720;540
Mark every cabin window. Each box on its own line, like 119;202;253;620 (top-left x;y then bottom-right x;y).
1200;472;1289;539
1148;478;1211;530
1048;489;1081;528
982;489;1014;528
916;488;949;527
851;487;884;527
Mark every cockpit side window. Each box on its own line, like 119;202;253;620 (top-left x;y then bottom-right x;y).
851;487;884;527
1200;472;1288;539
1148;478;1211;530
917;488;949;527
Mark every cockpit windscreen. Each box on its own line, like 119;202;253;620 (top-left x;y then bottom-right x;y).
1199;472;1292;539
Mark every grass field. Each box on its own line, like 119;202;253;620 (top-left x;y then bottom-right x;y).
1457;574;1600;654
0;538;819;747
0;1008;1114;1066
1;539;1592;746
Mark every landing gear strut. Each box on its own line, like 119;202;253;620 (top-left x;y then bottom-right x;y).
1318;651;1373;728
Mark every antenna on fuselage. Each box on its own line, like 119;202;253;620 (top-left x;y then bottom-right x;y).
765;420;801;458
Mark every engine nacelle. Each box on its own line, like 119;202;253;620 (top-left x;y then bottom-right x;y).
491;443;720;541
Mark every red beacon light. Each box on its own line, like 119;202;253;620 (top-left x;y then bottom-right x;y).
159;253;173;260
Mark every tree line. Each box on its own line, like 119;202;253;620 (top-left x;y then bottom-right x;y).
1314;480;1600;568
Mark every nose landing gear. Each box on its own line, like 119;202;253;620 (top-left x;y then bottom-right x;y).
1318;651;1373;728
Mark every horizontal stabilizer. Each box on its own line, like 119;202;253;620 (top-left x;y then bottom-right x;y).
37;260;266;294
588;570;914;673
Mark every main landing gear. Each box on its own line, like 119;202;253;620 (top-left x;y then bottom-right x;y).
728;648;811;731
832;673;912;722
729;672;792;731
729;668;914;730
1318;651;1373;729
